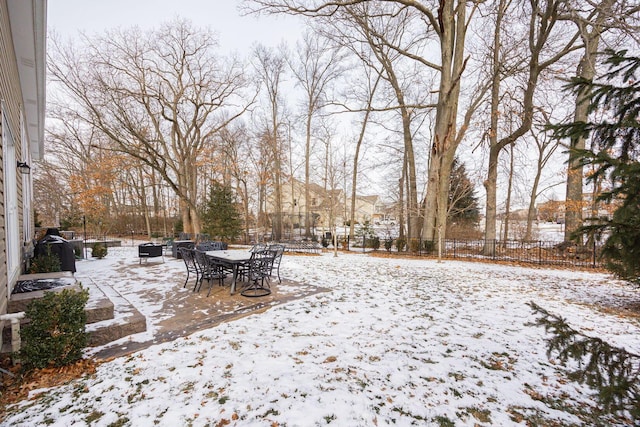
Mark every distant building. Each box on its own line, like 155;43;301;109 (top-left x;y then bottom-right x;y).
266;178;385;235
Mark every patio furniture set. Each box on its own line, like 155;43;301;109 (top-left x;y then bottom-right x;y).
176;243;285;298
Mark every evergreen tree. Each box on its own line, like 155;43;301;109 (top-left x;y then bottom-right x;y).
552;50;640;285
448;158;480;227
200;181;242;241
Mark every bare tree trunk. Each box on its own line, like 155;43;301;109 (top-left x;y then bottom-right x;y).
564;1;614;242
421;0;468;252
503;142;514;242
349;73;382;239
288;33;344;238
525;114;561;240
138;167;152;239
398;174;405;242
305;112;312;237
253;44;287;241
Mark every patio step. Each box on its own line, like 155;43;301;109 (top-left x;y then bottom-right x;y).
84;280;147;347
1;278;146;354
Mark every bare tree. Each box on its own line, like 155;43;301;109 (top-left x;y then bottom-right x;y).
482;0;581;254
346;4;427;245
561;0;640;242
252;43;289;240
47;19;251;235
524;110;563;241
216;122;255;243
245;0;493;253
308;3;433;242
288;30;345;237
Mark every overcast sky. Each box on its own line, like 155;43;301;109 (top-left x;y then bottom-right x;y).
47;0;303;55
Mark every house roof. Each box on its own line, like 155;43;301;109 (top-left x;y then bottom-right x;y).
7;0;47;160
357;195;379;204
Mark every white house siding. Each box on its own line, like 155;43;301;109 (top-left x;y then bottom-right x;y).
0;0;32;316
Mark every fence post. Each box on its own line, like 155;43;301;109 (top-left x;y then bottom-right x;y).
538;241;542;265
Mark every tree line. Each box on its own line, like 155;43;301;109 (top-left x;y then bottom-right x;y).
37;1;639;254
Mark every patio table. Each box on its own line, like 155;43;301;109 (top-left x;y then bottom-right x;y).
205;249;253;294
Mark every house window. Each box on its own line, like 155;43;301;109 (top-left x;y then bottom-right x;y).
2;103;21;287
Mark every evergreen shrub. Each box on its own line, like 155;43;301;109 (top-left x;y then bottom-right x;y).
91;243;107;258
20;288;89;371
370;236;380;250
29;246;62;273
423;240;436;254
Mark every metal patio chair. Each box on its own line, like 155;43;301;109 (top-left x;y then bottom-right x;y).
240;249;277;297
179;247;200;290
194;250;226;295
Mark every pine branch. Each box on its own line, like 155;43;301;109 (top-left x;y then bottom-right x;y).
528;302;640;419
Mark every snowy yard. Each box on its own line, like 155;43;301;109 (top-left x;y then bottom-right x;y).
2;247;639;426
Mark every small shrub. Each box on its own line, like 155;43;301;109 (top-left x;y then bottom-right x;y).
409;239;421;253
384;239;393;252
423;240;436;254
396;238;406;252
341;238;349;250
20;288;89;371
91;243;107;259
29;246;62;273
370;236;380;250
73;245;82;258
321;237;329;248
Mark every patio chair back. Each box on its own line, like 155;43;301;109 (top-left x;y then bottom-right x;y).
193;250;209;291
179;247;200;290
193;249;227;294
250;243;267;253
196;242;215;251
196;241;226;251
242;249;277;297
267;244;285;283
210;241;225;250
251;249;277;282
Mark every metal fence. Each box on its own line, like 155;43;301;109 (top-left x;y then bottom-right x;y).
61;230;604;269
391;238;603;269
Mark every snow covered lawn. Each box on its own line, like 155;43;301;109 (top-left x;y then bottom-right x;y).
3;248;639;426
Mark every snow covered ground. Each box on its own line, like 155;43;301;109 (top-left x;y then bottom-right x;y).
3;247;639;426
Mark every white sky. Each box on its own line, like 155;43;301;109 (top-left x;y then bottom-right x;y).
47;0;303;55
45;1;568;207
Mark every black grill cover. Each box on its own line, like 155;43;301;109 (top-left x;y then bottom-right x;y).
35;235;76;273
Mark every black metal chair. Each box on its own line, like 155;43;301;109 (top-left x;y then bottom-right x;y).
194;250;226;295
196;242;215;251
203;255;228;296
250;243;267;253
241;249;277;297
179;247;200;290
268;244;285;283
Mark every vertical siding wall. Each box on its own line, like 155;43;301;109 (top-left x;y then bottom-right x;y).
0;0;27;316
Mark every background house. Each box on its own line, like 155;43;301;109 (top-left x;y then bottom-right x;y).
0;0;46;315
267;178;385;238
